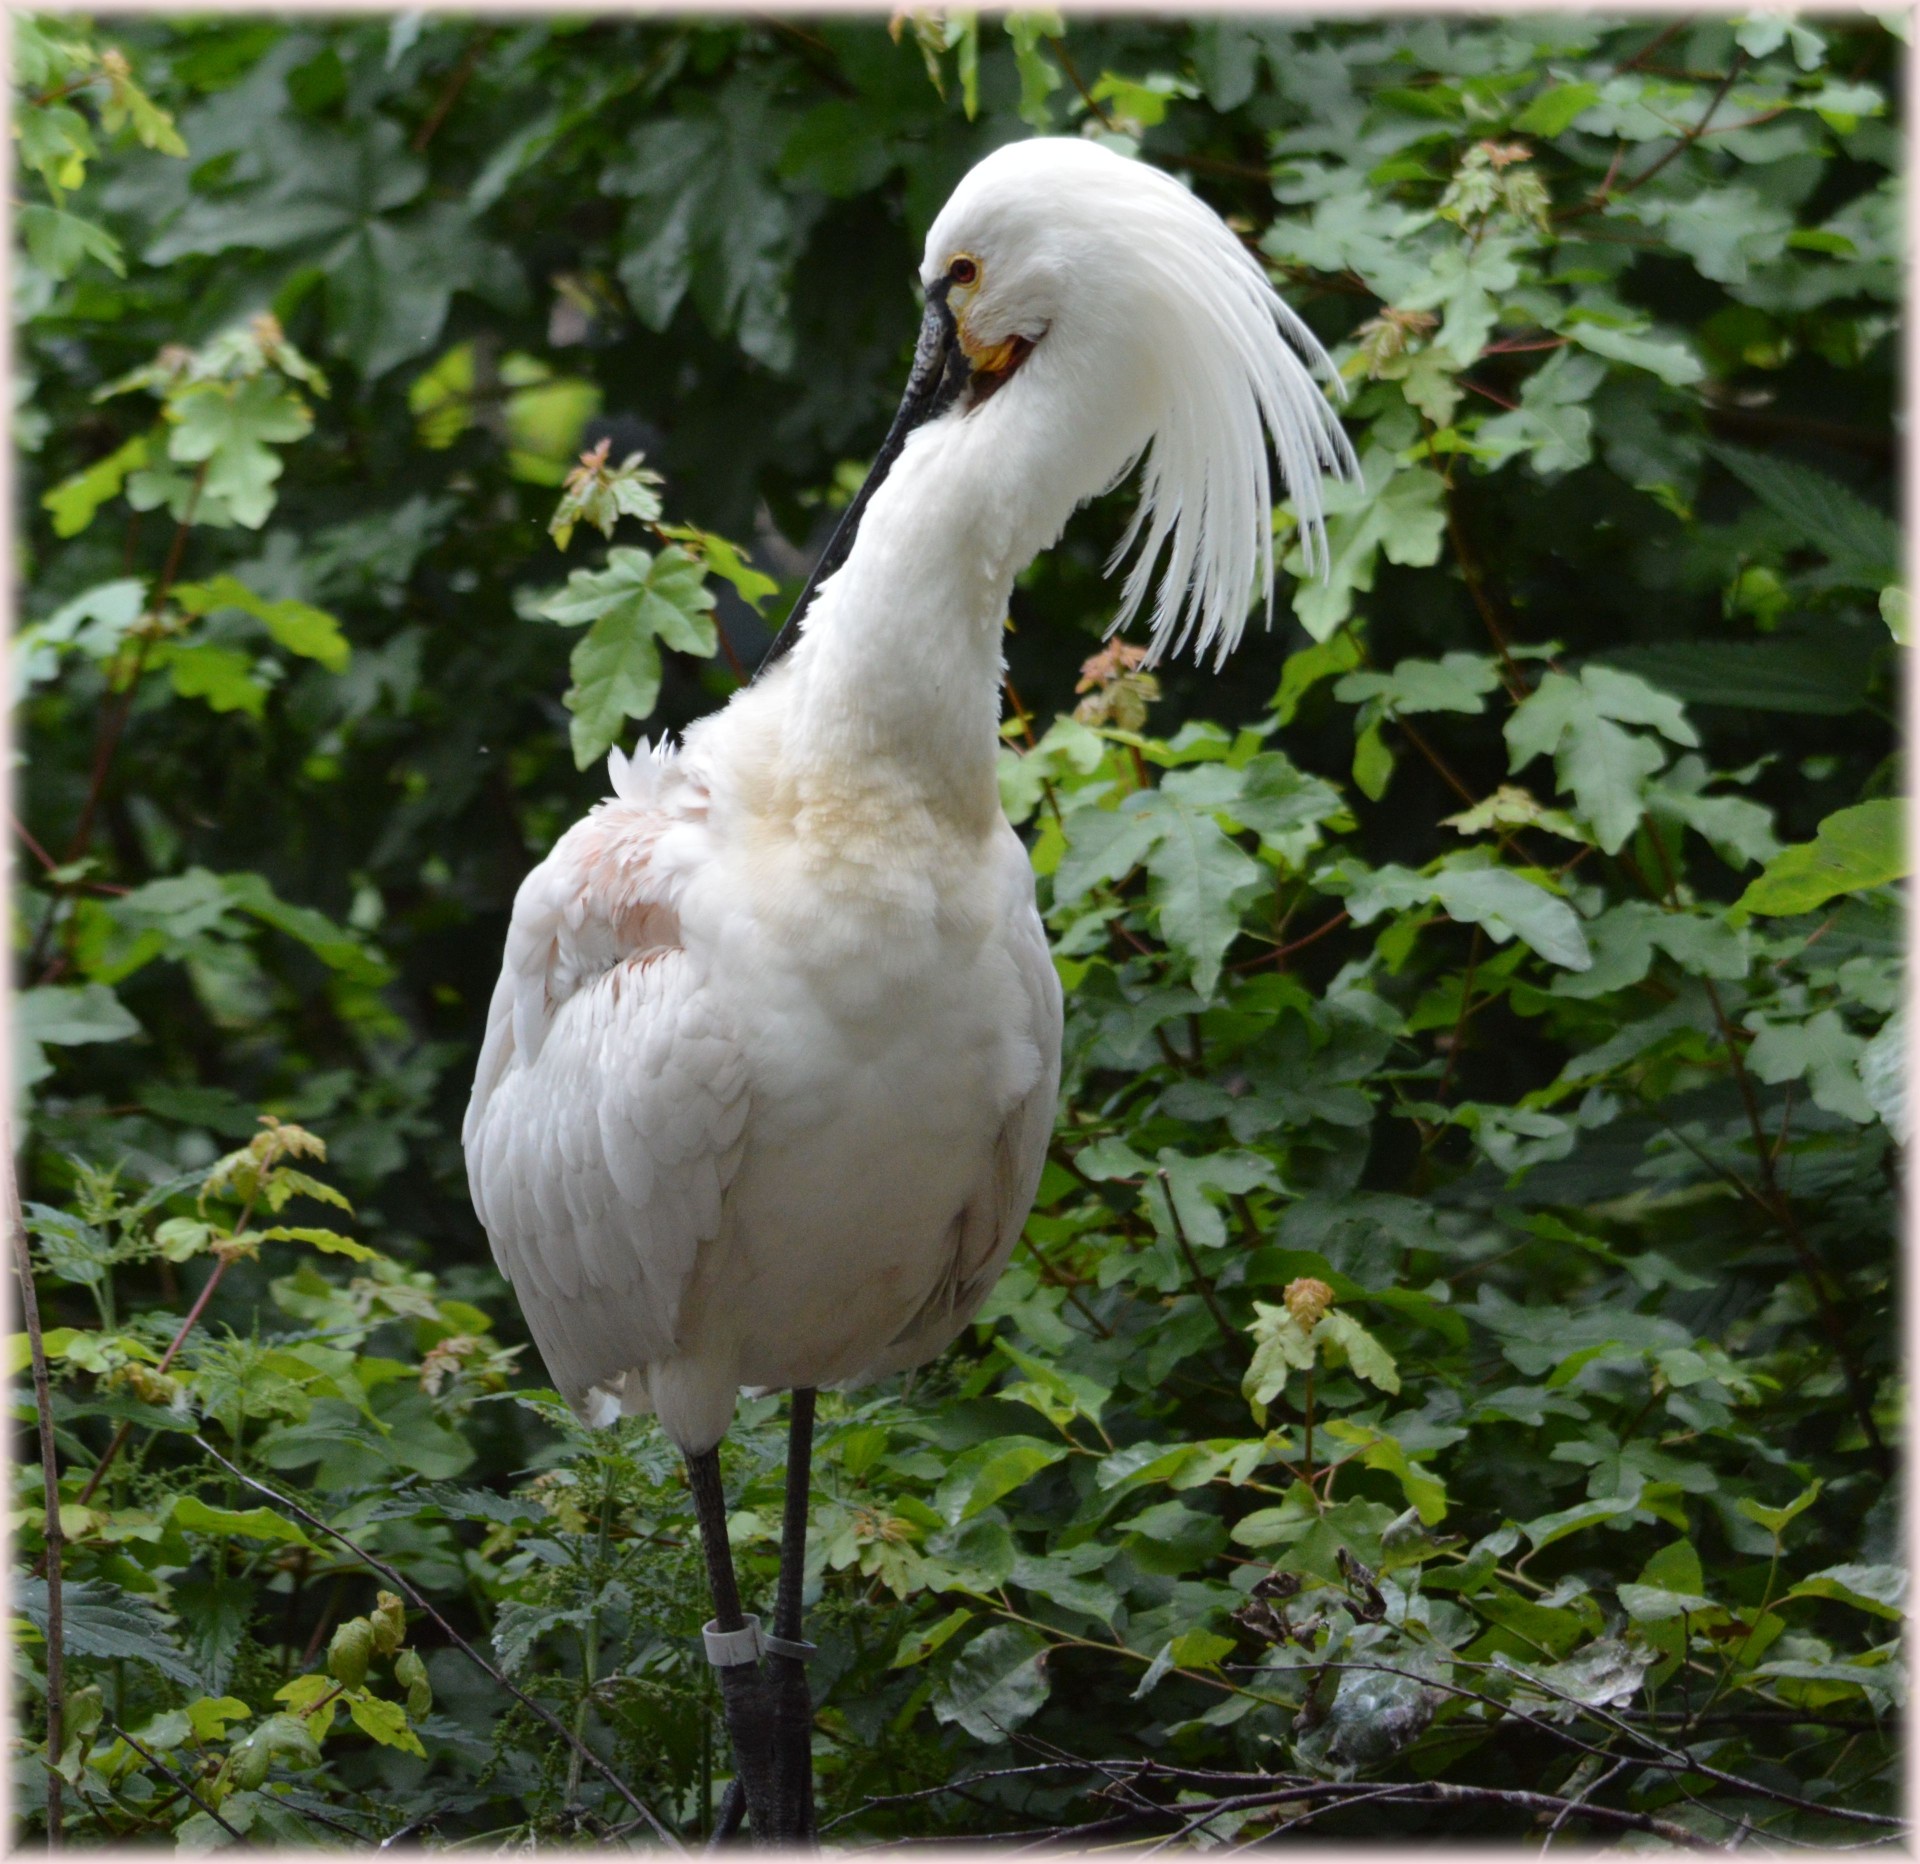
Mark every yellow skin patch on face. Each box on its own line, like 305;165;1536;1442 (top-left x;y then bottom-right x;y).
960;327;1024;376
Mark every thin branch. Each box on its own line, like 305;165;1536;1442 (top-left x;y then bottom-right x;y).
1018;1235;1112;1340
410;29;489;152
187;1438;683;1851
1444;490;1529;696
61;463;207;868
74;1185;258;1511
103;1722;246;1844
8;1132;63;1849
1048;37;1113;132
1561;54;1747;222
1158;1170;1241;1358
1392;716;1478;807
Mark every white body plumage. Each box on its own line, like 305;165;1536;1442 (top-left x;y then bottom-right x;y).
463;137;1353;1454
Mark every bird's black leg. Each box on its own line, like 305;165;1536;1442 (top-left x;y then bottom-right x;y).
686;1448;778;1841
766;1388;818;1842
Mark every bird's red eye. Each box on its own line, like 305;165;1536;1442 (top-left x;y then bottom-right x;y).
949;256;979;287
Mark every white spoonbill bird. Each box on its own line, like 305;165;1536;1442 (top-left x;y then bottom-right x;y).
464;134;1353;1840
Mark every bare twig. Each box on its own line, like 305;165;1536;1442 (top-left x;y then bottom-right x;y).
187;1438;683;1851
74;1183;260;1511
61;462;207;870
410;29;489;152
103;1722;247;1844
1049;37;1114;132
1561;54;1747;222
1158;1169;1241;1357
8;1132;64;1848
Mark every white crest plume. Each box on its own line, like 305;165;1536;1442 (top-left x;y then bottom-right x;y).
1098;153;1356;668
941;139;1357;669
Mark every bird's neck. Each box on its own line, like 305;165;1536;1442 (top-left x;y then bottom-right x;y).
769;417;1071;838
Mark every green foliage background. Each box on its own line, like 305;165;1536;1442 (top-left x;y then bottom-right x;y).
13;10;1905;1847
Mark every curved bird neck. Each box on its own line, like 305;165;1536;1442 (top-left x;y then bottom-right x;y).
769;416;1054;839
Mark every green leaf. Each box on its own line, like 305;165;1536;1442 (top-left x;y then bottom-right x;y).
172;1497;313;1546
165;377;314;530
258;1225;376;1260
1736;1480;1823;1538
891;1606;975;1669
155;642;267;717
934;1436;1070;1524
1140;776;1265;998
658;523;778;611
15;1576;199;1686
1318;1310;1400;1393
1710;444;1899;587
16;983;141;1089
42;435;151;538
933;1623;1051;1741
173;576;350;672
1743;1009;1874;1123
1005;14;1065;130
1784;1563;1906;1619
1597;639;1875;717
347;1692;426;1757
1520;1495;1641;1551
1478;351;1604;478
20;204;125;279
1565;322;1705;387
534;545;718;768
1736;800;1906;915
1287;452;1447;640
1335;653;1501;718
187;1696;253;1743
1506;668;1695;852
17;579;148;695
1514;82;1601;135
551;449;665;550
1337;861;1592;971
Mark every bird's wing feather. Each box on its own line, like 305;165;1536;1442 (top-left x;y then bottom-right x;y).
463;760;748;1416
878;836;1063;1371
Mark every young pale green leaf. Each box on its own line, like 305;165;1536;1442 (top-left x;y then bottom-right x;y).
1743;1009;1875;1123
1736;799;1905;916
258;1225;377;1260
1318;1310;1401;1393
42;435;152;538
153;642;267;717
171;1497;313;1546
347;1692;427;1757
535;545;718;768
891;1606;975;1669
165;378;314;529
173;575;350;672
